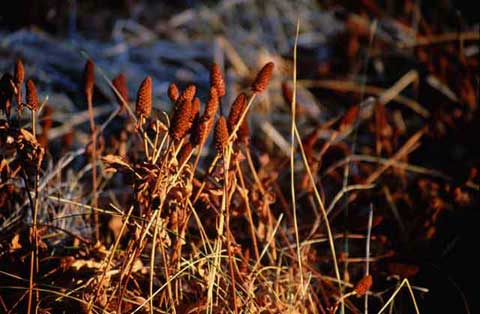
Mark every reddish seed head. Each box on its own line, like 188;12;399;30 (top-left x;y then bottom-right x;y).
168;83;179;103
177;142;193;166
0;74;15;117
210;63;226;97
192;86;219;146
237;118;250;144
281;82;293;106
354;275;373;296
170;99;192;141
204;86;219;119
14;59;25;86
252;62;274;93
135;76;152;118
40;105;53;132
214;116;229;155
83;59;95;105
178;84;196;103
227;93;247;133
112;73;128;109
26;79;39;111
193;112;215;146
191;97;201;122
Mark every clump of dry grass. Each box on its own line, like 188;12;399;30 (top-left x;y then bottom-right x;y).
1;5;478;309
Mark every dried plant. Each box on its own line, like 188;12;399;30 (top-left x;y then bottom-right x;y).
2;8;476;312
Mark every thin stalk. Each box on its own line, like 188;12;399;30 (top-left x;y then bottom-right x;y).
87;96;99;242
224;147;238;314
235;160;260;260
27;109;39;314
364;205;373;314
289;19;304;296
149;211;160;314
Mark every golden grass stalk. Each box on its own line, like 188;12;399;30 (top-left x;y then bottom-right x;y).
289;21;304;297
